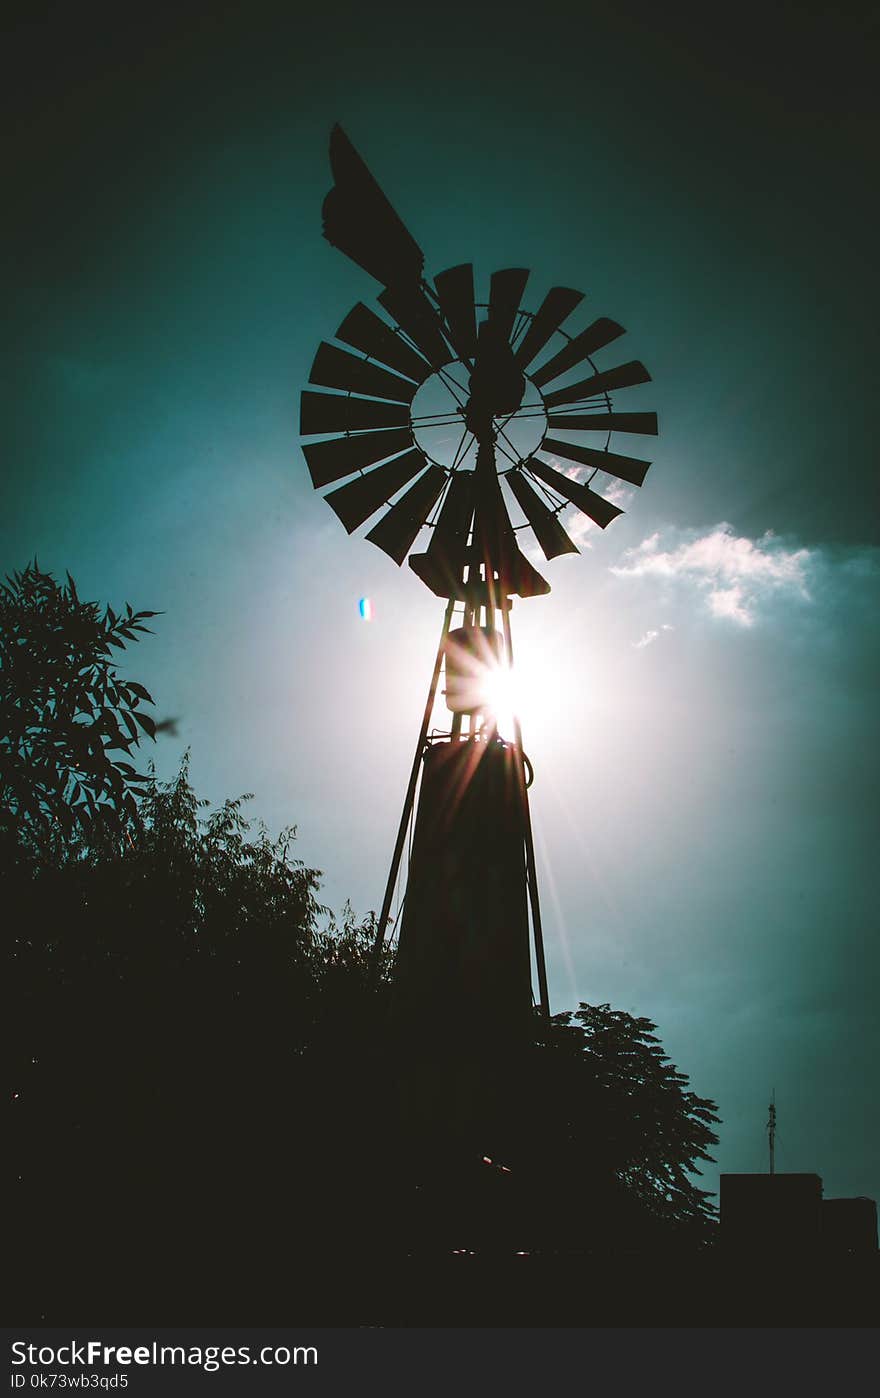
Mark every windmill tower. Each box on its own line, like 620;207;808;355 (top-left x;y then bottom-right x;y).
301;127;656;1096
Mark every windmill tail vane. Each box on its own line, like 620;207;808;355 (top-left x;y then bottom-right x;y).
301;124;657;1043
322;123;426;291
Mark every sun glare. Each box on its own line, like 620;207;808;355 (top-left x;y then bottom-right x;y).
483;661;520;740
483;653;547;745
442;624;548;746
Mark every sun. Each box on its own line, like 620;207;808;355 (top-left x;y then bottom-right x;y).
441;621;546;748
481;661;519;739
481;654;544;744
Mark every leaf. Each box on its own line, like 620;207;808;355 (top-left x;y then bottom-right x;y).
134;711;157;739
104;737;133;753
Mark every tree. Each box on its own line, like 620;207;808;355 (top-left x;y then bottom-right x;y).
10;756;336;1320
0;561;158;862
11;754;329;1111
517;1003;720;1245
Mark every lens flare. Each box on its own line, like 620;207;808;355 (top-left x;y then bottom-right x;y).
358;597;374;621
442;626;540;741
482;662;518;739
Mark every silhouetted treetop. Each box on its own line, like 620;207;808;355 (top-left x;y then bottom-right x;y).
528;1003;720;1237
0;561;158;861
11;754;328;1014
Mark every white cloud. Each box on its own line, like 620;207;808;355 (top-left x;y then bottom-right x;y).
633;623;675;649
564;513;595;549
612;524;812;626
707;585;753;626
604;481;635;511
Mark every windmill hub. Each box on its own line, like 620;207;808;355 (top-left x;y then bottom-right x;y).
465;319;527;435
410;368;547;470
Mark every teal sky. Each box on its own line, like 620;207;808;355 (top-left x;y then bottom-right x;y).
4;3;878;1210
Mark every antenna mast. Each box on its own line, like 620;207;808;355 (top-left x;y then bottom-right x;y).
767;1091;776;1175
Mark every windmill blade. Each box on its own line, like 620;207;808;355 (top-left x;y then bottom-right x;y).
366;464;448;564
303;427;413;490
528;457;624;529
471;456;551;596
488;268;530;344
309;342;418;404
433;264;478;362
428;470;476;559
542;437;651;488
514;286;585;368
324;450;428;533
547;410;658;436
506;470;579;560
530;318;626;388
409;471;476;595
322;124;425;290
510;543;551;597
543;360;652;409
379;286;454;368
335;302;432;383
300;391;410;436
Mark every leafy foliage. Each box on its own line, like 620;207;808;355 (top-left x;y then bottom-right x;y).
0;562;158;859
528;1004;720;1241
10;757;337;1314
130;754;327;976
11;754;329;1058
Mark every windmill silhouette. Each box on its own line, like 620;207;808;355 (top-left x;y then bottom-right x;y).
301;126;656;1052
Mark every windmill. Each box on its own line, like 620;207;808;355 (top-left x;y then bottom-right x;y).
301;126;656;1066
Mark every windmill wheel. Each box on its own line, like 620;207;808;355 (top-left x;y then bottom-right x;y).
300;264;657;596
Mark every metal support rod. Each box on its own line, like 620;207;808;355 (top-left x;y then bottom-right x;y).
501;592;550;1019
474;436;501;626
372;597;456;955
